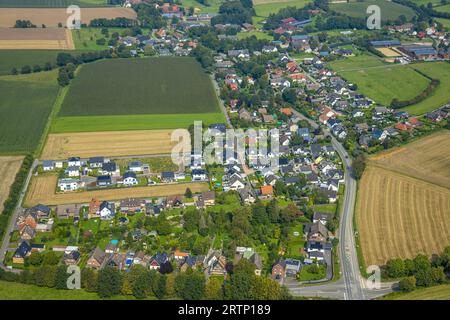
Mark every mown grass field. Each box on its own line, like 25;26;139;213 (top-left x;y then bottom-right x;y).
72;27;124;51
329;55;430;107
181;0;222;13
0;0;107;7
59;57;222;116
0;71;59;154
381;284;450;300
401;62;450;115
0;280;157;300
357;131;450;267
329;56;450;114
330;0;416;21
435;17;450;30
253;0;311;26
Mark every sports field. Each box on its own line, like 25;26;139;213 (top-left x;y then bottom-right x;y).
0;156;24;213
330;0;416;21
25;174;209;206
41;129;189;160
0;71;59;154
357;131;450;266
0;8;136;28
0;28;74;50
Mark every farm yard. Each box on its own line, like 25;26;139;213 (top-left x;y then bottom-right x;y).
357;131;450;267
0;8;136;28
0;28;74;50
0;71;59;154
329;56;449;115
41;129;189;160
329;0;417;21
24;174;209;206
0;156;23;212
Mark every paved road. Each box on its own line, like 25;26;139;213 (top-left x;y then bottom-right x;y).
289;108;396;299
0;159;39;273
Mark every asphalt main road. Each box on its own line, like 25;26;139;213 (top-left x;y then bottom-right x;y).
289;109;396;299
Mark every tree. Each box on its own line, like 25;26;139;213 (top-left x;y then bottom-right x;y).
175;271;206;300
385;258;405;278
205;277;223;299
55;265;69;290
58;69;70;87
97;267;122;298
399;276;416;292
185;187;193;198
33;65;41;73
20;65;31;74
27;252;43;266
152;274;167;299
43;251;59;266
224;259;255;299
81;268;97;292
352;154;366;179
11;67;18;75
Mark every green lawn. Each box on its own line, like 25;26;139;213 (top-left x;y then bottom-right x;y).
0;280;155;300
328;54;432;108
0;0;107;7
381;284;450;300
237;31;273;41
58;57;222;117
0;71;59;154
181;0;223;13
330;0;417;21
435;17;450;30
297;264;327;281
286;223;305;259
254;0;311;17
434;4;450;13
401;62;450;115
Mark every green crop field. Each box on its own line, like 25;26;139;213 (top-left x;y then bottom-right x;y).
59;57;222;117
0;71;59;154
330;0;417;21
51;113;227;133
0;50;77;76
435;4;450;13
0;0;107;7
381;284;450;300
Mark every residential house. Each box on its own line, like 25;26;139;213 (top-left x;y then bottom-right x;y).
305;222;328;242
271;260;286;279
120;198;142;213
87;247;107;269
13;241;32;264
99;201;115;220
204;250;227;276
285;259;301;277
123;172;139;186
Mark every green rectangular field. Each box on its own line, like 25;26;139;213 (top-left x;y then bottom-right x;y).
0;71;59;154
0;50;95;76
0;0;107;7
51;113;227;133
58;57;222;117
330;0;417;21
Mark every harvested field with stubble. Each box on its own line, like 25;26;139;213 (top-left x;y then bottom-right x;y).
369;130;450;189
41;130;190;160
0;156;23;212
25;174;209;206
0;28;73;49
357;131;450;266
0;8;136;28
357;166;450;266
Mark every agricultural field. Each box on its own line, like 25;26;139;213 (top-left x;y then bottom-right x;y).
329;56;449;114
41;129;189;160
369;130;450;189
55;57;225;131
330;0;417;21
357;131;450;266
0;156;23;213
0;50;76;75
0;0;108;7
435;17;450;30
0;71;60;154
381;284;450;300
0;8;136;28
72;27;125;50
24;174;209;206
181;0;222;13
253;0;311;26
0;28;74;50
401;62;450;115
435;4;450;13
51;113;226;133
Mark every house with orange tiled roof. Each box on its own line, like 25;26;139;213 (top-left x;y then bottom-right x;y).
280;107;292;116
319;114;330;124
173;249;189;260
394;122;411;131
260;185;273;199
288;72;306;82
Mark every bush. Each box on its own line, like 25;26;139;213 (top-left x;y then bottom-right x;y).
399;276;416;292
